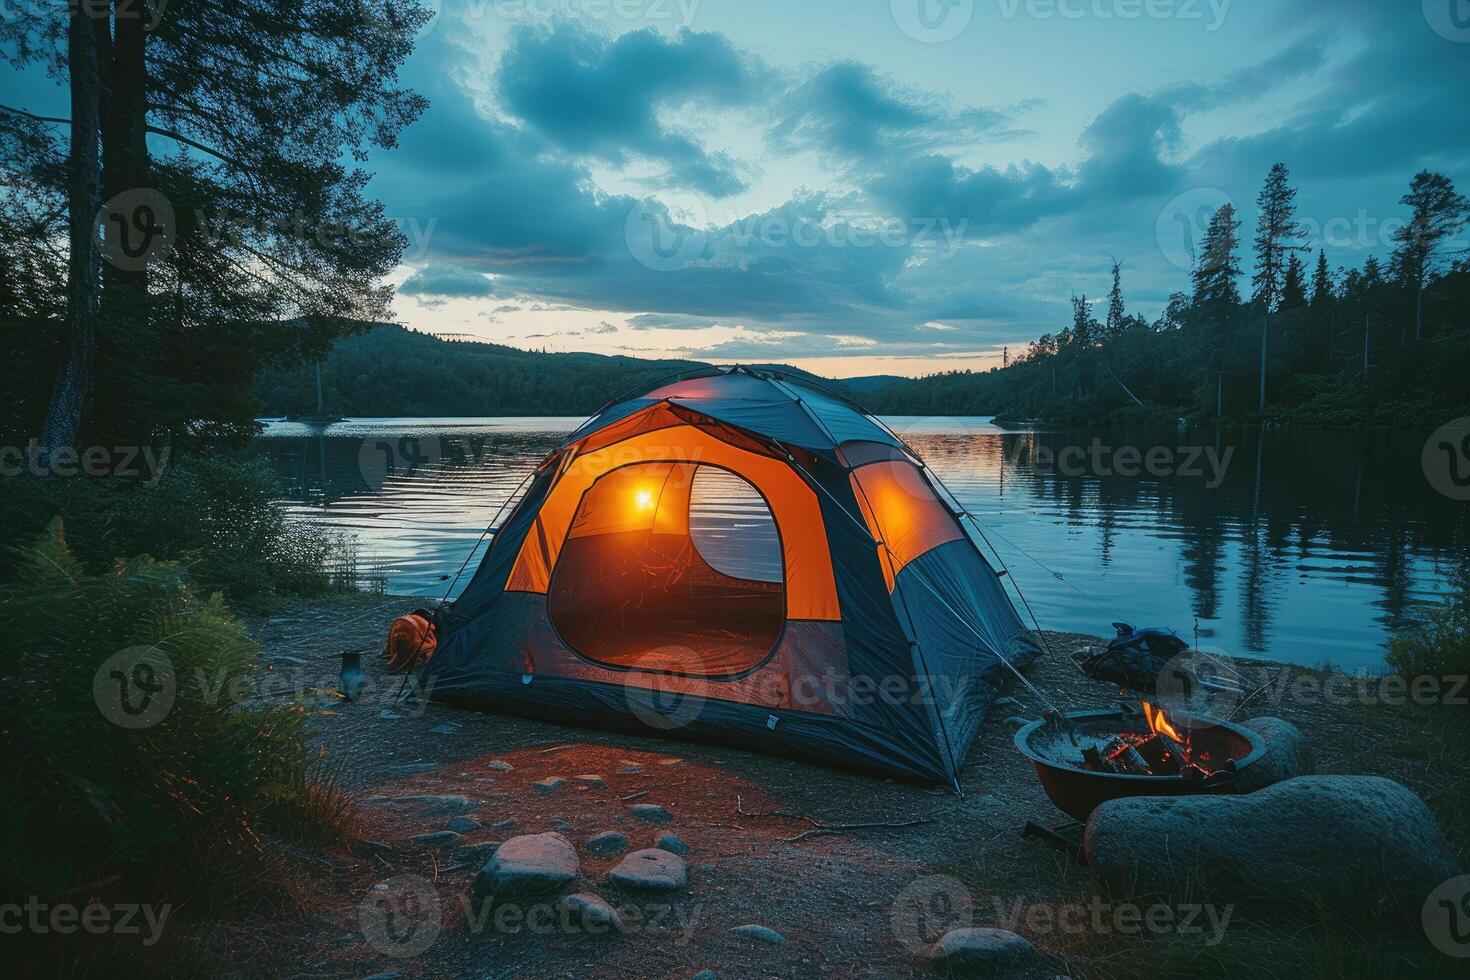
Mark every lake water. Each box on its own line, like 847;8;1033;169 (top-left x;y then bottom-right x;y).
252;417;1468;670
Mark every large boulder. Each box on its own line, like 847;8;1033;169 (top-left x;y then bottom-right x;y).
1085;776;1461;919
473;833;579;899
1236;716;1312;792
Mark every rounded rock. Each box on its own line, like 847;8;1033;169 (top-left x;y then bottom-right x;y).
607;848;688;892
629;803;673;824
473;832;579;898
1084;775;1462;919
1236;716;1313;792
559;891;625;934
927;927;1034;974
728;923;785;945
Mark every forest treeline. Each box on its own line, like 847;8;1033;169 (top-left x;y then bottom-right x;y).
254;323;881;417
866;166;1470;426
254;325;709;417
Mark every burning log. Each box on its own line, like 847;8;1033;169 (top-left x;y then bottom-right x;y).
1130;734;1178;775
1071;701;1238;779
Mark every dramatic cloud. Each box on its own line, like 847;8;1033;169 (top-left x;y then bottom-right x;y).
495;24;761;196
769;61;1030;162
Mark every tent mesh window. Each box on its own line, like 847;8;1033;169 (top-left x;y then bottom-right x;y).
547;462;785;677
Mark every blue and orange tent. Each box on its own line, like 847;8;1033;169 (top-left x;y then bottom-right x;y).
422;367;1039;786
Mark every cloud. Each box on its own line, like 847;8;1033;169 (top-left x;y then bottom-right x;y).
769;62;1031;162
399;263;496;299
863;90;1186;234
1167;37;1330;112
1185;6;1470;185
495;24;761;197
1074;93;1185;200
865;156;1075;233
628;313;724;330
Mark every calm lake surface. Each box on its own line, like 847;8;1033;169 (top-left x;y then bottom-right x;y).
252;417;1468;670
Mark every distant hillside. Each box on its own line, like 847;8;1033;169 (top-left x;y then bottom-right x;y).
254;325;872;418
840;374;907;395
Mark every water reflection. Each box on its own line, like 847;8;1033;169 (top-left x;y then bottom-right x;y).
252;417;1467;669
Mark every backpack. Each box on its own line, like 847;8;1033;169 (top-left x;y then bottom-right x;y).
1078;622;1191;694
384;608;438;673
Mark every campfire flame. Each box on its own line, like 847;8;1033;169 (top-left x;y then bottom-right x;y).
1141;700;1185;743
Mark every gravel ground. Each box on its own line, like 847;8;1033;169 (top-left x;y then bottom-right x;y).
213;592;1452;979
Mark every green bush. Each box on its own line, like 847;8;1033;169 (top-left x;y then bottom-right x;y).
0;520;343;900
1388;563;1470;684
0;454;361;608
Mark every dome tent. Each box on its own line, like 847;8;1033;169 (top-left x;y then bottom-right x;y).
422;366;1041;786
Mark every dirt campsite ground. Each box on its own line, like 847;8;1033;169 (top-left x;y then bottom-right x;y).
176;593;1468;979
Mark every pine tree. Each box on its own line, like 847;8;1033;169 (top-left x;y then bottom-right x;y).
1071;294;1096;349
1250;164;1308;410
1104;258;1127;344
1192;204;1242;307
1251;163;1309;310
1391;170;1469;341
1309;249;1334;306
1280;253;1308;310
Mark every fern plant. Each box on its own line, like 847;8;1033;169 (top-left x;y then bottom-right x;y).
0;519;332;900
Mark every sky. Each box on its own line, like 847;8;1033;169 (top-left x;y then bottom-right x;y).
11;0;1470;376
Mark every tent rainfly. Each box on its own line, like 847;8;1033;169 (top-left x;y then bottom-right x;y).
422;367;1041;786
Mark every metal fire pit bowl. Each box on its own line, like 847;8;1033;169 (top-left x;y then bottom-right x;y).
1014;707;1266;822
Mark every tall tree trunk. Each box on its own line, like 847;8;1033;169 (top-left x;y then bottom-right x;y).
38;8;105;456
97;2;152;442
101;2;149;294
1257;314;1269;412
1414;279;1423;342
1362;315;1370;380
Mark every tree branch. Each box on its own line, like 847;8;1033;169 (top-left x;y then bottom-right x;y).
0;102;255;173
735;796;934;842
